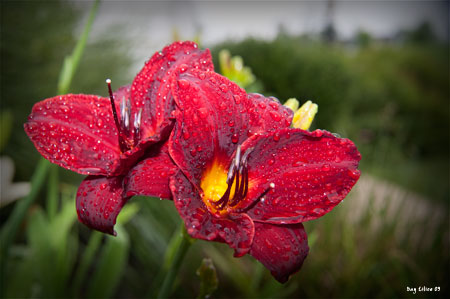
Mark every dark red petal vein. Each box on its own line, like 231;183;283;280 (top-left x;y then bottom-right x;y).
130;41;213;145
76;175;128;235
125;143;177;199
240;128;361;223
249;222;309;283
24;94;122;176
170;171;255;257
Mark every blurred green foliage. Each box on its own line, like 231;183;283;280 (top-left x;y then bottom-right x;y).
1;1;132;182
212;34;449;202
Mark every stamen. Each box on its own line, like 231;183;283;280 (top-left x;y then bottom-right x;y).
241;147;253;165
106;79;128;153
133;108;142;146
106;79;121;130
134;109;142;129
234;145;241;168
126;98;131;130
214;146;251;209
124;108;130;130
226;162;236;184
120;96;126;124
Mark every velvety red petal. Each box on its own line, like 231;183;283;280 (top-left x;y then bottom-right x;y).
246;93;293;134
170;171;255;257
24;94;123;176
249;222;309;283
76;175;127;236
240;128;361;223
130;41;213;144
170;71;291;188
124;143;177;199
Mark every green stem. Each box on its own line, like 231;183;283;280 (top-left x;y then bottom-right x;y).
46;164;59;220
72;231;103;296
57;0;99;95
156;225;193;299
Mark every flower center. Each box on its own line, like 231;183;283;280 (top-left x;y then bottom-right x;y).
200;146;251;216
106;79;142;153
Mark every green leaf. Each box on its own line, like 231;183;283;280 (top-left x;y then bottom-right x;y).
87;225;130;298
116;201;139;225
0;110;13;152
71;231;103;296
196;258;218;299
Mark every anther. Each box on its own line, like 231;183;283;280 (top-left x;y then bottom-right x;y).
270;182;275;189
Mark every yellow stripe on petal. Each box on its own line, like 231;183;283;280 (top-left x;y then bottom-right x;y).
292;100;318;130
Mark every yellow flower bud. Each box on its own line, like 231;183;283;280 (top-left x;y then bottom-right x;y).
284;98;300;112
292;100;318;130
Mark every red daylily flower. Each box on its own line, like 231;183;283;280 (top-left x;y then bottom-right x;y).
24;41;213;235
168;70;361;282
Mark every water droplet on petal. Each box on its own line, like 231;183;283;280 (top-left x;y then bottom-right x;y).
179;64;189;72
219;83;228;93
231;134;239;143
348;169;360;179
322;164;330;171
178;79;190;89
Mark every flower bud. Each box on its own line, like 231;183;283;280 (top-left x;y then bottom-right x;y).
292;100;318;130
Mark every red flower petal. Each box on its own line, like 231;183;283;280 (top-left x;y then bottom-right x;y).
170;171;255;257
246;93;293;133
130;41;213;144
24;94;122;176
76;175;127;235
169;71;291;188
249;222;309;283
124;143;177;199
240;128;361;223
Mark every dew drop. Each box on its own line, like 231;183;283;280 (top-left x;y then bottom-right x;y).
348;169;360;179
314;208;324;214
269;111;281;121
219;83;228;93
179;64;188;72
198;108;208;119
231;133;239;143
322;164;330;171
177;79;190;89
183;130;190;140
